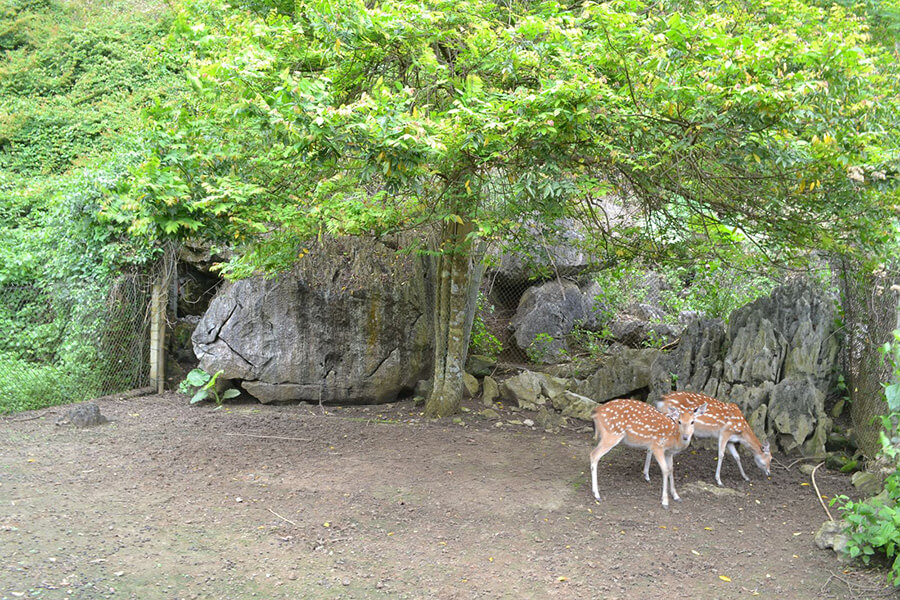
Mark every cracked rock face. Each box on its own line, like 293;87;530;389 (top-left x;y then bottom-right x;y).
192;238;431;404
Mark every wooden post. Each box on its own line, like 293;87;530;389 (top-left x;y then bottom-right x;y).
149;277;168;394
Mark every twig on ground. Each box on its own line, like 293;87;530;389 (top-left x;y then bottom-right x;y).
268;508;299;527
821;571;851;598
224;433;312;442
2;413;49;423
821;568;896;600
812;461;834;521
779;455;829;471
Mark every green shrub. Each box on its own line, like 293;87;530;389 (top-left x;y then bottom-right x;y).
0;0;178;414
0;351;99;413
526;332;558;364
180;368;240;406
831;330;900;586
589;259;777;326
832;438;900;584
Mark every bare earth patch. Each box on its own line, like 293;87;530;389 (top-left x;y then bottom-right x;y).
1;393;894;599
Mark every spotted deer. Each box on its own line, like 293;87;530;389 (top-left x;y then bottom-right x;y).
643;391;771;487
590;398;707;508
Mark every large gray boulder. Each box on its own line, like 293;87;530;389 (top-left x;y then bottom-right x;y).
510;279;585;363
192;237;431;404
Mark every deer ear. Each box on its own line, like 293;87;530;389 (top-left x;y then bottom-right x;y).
694;403;708;416
762;440;770;454
666;407;679;422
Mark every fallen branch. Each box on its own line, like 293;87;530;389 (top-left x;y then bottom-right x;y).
778;455;829;471
224;433;312;442
821;568;897;600
268;508;299;527
812;461;834;522
2;413;50;423
658;338;681;352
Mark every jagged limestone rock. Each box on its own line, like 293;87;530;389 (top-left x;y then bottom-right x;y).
768;377;831;454
815;520;850;556
551;391;599;421
577;348;661;404
649;277;838;455
532;372;569;400
499;371;545;409
534;405;568;431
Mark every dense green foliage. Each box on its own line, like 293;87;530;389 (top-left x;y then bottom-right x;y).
1;0;180;281
836;452;900;584
106;0;899;273
3;0;899;414
1;0;177;175
833;330;900;586
0;0;181;412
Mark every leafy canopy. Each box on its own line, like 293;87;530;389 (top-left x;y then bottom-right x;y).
107;0;900;276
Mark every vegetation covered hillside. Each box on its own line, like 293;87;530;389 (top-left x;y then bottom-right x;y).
0;0;182;410
1;0;180;279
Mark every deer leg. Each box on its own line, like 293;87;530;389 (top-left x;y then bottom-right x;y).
666;453;681;502
589;434;623;502
643;450;652;481
728;442;750;481
652;447;671;508
715;434;729;486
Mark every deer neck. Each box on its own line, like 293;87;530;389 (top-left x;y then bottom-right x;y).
740;427;765;456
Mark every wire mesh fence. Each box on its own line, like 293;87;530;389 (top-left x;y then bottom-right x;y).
840;260;900;458
0;273;153;413
3;236;898;462
475;256;784;364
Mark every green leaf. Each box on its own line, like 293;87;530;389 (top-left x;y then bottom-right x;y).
885;382;900;412
190;389;211;404
203;370;224;390
185;369;211;387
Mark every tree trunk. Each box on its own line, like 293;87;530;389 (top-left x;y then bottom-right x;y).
425;218;483;417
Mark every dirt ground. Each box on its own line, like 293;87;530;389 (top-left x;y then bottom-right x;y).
1;393;895;600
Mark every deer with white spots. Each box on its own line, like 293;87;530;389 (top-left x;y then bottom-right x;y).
643;391;771;487
590;398;706;508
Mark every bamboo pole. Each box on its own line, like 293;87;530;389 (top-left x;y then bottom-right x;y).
149;278;167;394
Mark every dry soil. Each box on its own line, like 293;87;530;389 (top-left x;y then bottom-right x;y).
1;393;895;600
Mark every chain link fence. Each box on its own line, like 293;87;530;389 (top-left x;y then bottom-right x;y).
475;257;784;364
4;237;899;461
0;273;153;413
839;260;900;458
